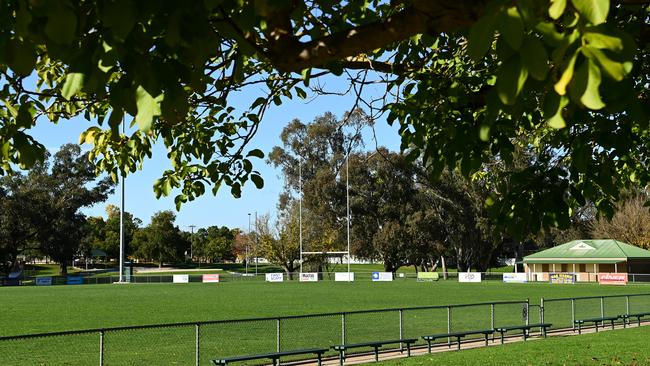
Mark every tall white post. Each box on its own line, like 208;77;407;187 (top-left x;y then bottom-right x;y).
246;213;250;274
299;158;303;275
118;118;125;283
255;211;258;275
346;152;351;281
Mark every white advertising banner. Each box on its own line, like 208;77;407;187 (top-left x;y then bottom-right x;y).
371;272;393;282
265;273;284;282
300;272;319;282
458;272;481;283
503;273;528;283
334;272;355;282
172;274;189;283
202;274;220;283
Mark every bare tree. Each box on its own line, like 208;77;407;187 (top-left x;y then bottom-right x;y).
591;192;650;249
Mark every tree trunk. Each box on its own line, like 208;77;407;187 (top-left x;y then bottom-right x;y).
441;256;448;280
59;260;68;276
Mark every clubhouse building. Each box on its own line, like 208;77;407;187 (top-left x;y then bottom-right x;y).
523;239;650;282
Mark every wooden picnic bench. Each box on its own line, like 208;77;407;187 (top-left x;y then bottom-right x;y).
619;312;650;327
422;329;494;352
212;348;328;366
574;316;618;334
331;338;417;365
494;323;552;344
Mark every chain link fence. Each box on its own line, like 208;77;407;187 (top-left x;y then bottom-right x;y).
0;300;530;365
2;293;650;365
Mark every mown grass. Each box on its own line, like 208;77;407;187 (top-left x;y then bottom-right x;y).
381;325;650;366
2;280;650;365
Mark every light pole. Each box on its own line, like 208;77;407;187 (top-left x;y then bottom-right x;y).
346;151;351;281
188;225;196;263
255;211;258;275
299;158;303;275
118;117;126;283
246;213;250;274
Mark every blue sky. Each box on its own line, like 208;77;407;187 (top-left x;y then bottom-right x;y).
28;75;402;232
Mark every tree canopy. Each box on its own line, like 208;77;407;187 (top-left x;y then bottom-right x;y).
0;0;648;237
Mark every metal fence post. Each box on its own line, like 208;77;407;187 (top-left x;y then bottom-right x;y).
276;318;281;352
99;330;104;366
626;295;630;315
195;324;200;366
490;303;495;342
540;298;545;325
525;299;530;326
600;297;605;318
341;313;346;345
447;306;452;346
399;309;404;351
571;299;576;330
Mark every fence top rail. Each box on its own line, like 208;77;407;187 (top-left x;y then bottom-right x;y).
542;293;650;302
0;299;527;341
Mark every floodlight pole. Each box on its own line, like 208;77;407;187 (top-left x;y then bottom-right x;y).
118;118;125;283
346;151;351;281
299;158;303;276
255;211;258;275
247;213;250;274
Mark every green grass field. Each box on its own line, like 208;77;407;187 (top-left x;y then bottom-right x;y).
2;280;650;365
382;325;650;366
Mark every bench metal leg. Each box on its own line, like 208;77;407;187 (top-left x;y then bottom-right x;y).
317;353;322;366
456;336;462;351
578;323;582;335
611;320;615;330
427;340;432;353
339;351;344;366
406;342;411;357
500;331;505;345
484;333;488;347
595;322;599;332
273;358;278;366
523;329;528;341
374;346;379;362
639;317;642;327
623;318;627;328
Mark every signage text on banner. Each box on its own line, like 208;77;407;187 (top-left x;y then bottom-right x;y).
549;273;575;284
265;273;284;282
371;272;393;282
173;274;189;283
334;272;355;282
202;274;220;283
417;272;439;282
299;273;318;282
503;273;528;283
458;272;481;283
598;273;628;285
36;277;53;286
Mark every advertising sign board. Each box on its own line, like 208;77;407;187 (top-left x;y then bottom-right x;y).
36;277;53;286
458;272;481;283
172;274;189;283
202;274;220;283
598;273;628;285
300;272;319;282
503;273;528;283
549;273;575;284
66;276;84;285
265;273;284;282
371;272;393;282
417;272;440;282
334;272;355;282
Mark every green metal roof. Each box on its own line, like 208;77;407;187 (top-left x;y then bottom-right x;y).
524;259;624;264
524;240;650;262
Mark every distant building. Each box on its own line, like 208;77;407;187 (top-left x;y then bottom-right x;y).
523;239;650;282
